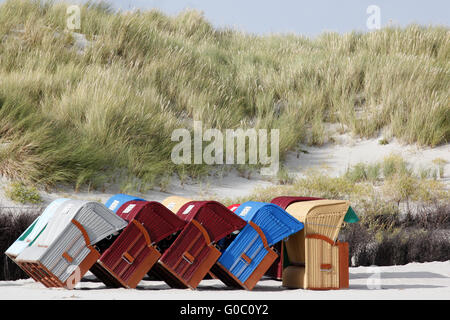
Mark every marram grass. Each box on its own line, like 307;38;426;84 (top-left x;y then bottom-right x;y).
0;0;449;189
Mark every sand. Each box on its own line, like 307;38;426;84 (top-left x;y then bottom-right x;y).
0;261;448;300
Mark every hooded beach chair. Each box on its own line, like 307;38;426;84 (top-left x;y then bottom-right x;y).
5;198;70;279
90;200;187;288
152;200;247;289
210;202;304;290
15;200;127;289
266;196;322;280
279;199;356;290
5;198;70;261
161;195;193;213
104;194;145;213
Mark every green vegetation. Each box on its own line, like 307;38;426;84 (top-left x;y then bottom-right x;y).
0;0;449;191
432;158;448;178
4;181;42;204
223;155;449;228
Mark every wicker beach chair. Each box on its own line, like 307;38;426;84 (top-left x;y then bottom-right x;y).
152;201;246;289
270;196;359;283
90;201;186;288
210;202;304;290
104;194;145;213
280;199;353;289
15;200;127;289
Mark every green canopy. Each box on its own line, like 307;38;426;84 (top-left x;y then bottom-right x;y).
343;206;359;223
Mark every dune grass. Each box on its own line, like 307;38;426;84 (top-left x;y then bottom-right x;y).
0;0;448;191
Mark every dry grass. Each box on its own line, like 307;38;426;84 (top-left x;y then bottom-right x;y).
0;0;448;191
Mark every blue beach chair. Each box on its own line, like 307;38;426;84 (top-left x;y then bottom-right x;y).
210;202;304;290
104;194;145;213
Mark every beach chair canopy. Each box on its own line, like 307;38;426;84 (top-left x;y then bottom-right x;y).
115;200;186;244
105;194;145;213
17;200;128;261
227;204;241;212
272;196;359;223
176;201;247;242
161;195;193;213
5;198;69;258
233;202;304;246
285;199;350;242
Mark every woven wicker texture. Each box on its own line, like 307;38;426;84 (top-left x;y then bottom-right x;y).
304;238;340;288
283;200;350;289
285;200;349;241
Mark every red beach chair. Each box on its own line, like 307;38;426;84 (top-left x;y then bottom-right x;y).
90;200;186;288
152;201;246;289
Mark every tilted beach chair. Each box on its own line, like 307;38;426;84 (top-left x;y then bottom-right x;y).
210;202;304;290
15;200;127;289
5;199;70;279
279;199;357;289
152;201;246;289
266;196;322;280
104;194;145;213
161;195;193;213
90;201;186;288
5;198;70;261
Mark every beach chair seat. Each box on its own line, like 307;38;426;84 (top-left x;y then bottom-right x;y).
90;201;186;288
210;202;304;290
280;199;353;289
14;200;127;289
153;201;246;289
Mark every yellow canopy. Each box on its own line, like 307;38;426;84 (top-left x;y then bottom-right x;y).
285;199;350;242
161;195;193;214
